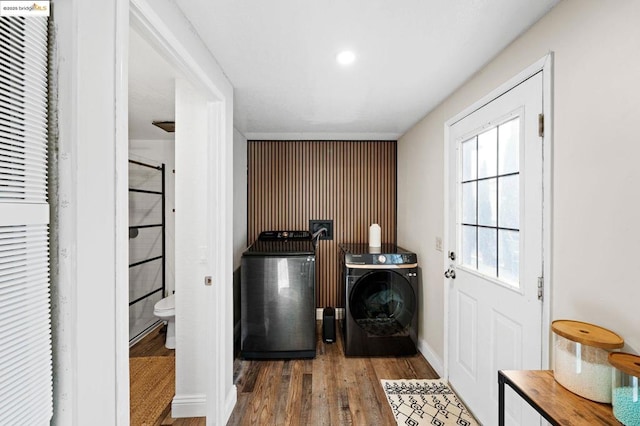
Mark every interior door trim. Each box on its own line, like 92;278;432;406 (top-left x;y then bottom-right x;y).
443;53;554;381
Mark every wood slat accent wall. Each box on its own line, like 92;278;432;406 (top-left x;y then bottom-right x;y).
247;141;397;308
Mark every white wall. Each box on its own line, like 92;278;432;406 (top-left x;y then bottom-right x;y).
51;0;124;424
398;0;640;372
233;129;248;269
232;129;247;342
173;79;210;416
129;139;176;295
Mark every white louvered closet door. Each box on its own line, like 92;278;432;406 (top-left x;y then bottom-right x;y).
0;16;52;425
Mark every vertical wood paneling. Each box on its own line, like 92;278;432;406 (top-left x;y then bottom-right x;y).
248;141;397;308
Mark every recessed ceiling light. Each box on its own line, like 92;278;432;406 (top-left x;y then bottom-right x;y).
336;50;356;66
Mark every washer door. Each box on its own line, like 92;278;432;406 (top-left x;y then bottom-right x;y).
349;270;416;336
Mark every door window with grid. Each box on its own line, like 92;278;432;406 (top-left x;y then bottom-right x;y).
460;116;521;287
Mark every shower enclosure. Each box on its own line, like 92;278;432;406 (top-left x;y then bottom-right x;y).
129;159;166;344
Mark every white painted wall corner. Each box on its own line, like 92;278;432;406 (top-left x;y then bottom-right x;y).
417;338;444;377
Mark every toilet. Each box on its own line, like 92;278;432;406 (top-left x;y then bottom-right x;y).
154;294;175;349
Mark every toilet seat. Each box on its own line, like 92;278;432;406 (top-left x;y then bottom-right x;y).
154;294;175;316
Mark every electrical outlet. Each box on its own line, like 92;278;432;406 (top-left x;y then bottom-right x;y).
435;237;443;252
309;219;334;240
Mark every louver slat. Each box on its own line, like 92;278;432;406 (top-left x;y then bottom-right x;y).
0;15;52;425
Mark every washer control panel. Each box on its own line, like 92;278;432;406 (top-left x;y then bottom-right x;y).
341;244;418;265
258;230;311;241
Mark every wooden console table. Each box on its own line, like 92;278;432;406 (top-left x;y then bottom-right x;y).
498;370;621;425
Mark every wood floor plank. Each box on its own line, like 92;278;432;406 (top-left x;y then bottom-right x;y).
242;360;284;425
346;387;367;425
325;343;344;425
326;337;352;425
340;354;366;425
368;357;400;425
282;360;304;425
274;361;292;425
224;392;250;426
236;360;261;393
303;358;313;375
354;357;389;425
310;339;331;426
299;373;313;425
171;418;206;426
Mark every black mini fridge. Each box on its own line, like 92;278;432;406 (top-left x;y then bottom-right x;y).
240;231;316;359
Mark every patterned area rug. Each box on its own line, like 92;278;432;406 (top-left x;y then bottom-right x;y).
381;379;478;426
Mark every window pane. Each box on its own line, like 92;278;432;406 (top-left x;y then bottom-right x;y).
462;137;477;181
478;178;497;227
499;118;520;175
498;230;519;286
478;227;497;276
498;175;519;229
462;182;476;224
462;225;477;268
478;127;497;179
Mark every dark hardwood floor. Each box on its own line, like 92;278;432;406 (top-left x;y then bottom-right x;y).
131;322;439;426
226;323;438;425
130;324;174;358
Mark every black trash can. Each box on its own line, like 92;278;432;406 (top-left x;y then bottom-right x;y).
323;307;336;343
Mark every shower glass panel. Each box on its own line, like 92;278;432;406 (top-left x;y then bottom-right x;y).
129;160;166;343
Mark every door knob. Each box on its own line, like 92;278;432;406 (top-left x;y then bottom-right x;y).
444;268;456;279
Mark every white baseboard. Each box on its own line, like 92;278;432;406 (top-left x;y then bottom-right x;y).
417;338;444;378
316;307;344;320
129;320;163;347
171;393;206;418
223;385;237;423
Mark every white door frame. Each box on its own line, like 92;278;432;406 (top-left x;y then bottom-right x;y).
116;1;234;423
443;54;553;381
115;1;130;424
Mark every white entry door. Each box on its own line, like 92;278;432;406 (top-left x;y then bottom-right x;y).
447;72;544;425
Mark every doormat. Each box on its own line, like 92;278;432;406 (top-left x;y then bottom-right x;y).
381;379;478;426
130;356;175;426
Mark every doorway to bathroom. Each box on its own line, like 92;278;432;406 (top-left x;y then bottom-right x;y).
123;3;235;422
127;20;180;425
128;24;178;349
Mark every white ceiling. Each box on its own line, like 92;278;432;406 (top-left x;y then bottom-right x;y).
129;0;561;141
128;28;178;141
